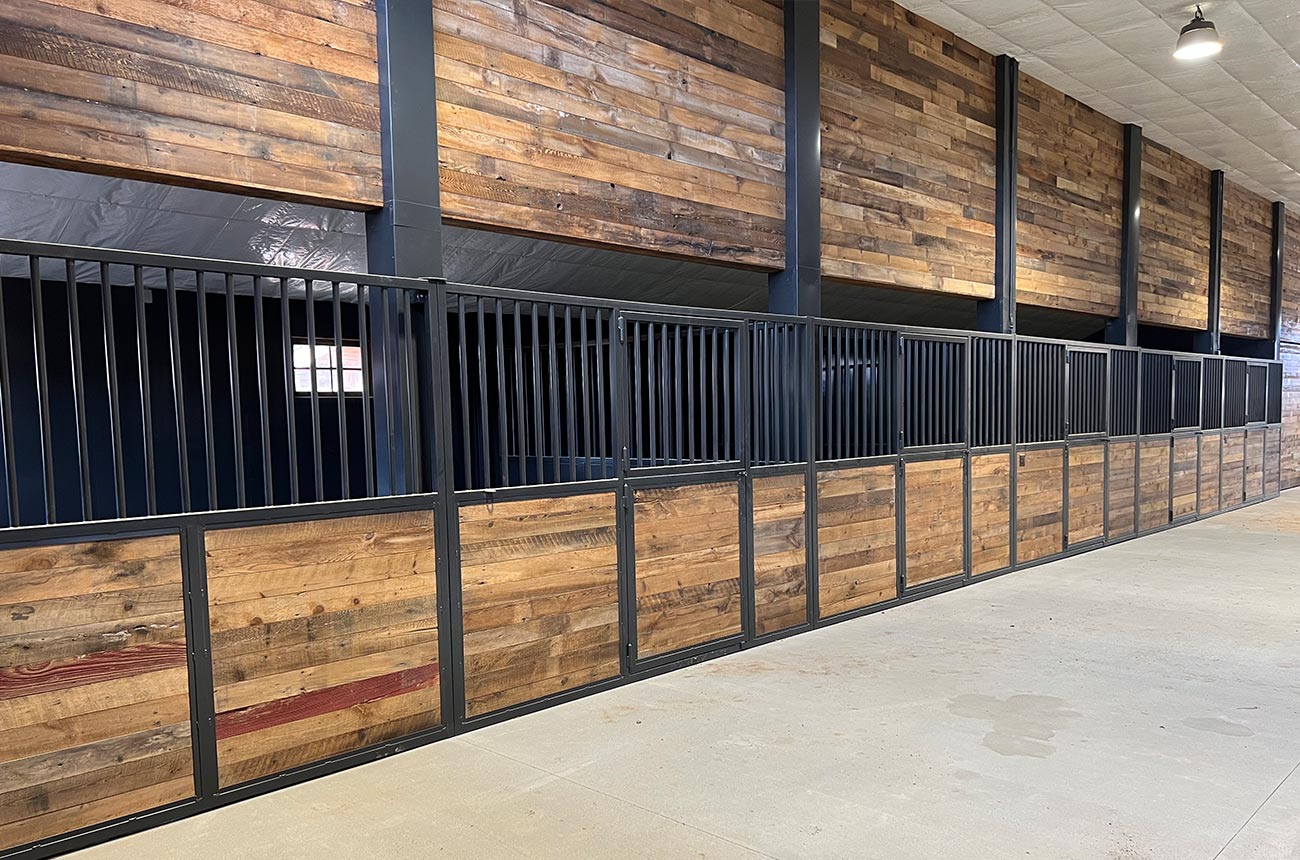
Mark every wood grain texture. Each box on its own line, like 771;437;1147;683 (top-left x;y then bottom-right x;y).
817;464;897;618
434;0;785;268
0;535;192;852
459;493;619;718
1246;427;1266;501
0;0;381;207
819;0;997;297
1138;439;1171;532
1283;344;1300;490
1016;447;1064;563
1171;436;1198;520
970;453;1011;575
1281;212;1300;345
1067;443;1104;546
1016;74;1123;317
1222;429;1246;508
1199;432;1221;515
1107;440;1136;538
1138;140;1210;330
1266;426;1280;498
903;457;965;586
1219;180;1274;339
633;481;742;659
206;511;440;789
752;473;808;636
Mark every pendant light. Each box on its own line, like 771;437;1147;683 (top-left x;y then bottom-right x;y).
1174;5;1223;60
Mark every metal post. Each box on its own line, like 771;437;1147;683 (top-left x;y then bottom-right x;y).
1269;201;1285;361
768;0;821;317
979;55;1018;334
1195;170;1225;354
1106;124;1141;346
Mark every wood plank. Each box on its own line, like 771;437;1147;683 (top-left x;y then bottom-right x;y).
1171;436;1198;519
752;472;807;636
1016;447;1064;563
817;464;897;617
903;457;965;586
1199;433;1222;515
1108;440;1137;538
1138;439;1171;532
970;453;1011;575
1068;443;1105;546
1139;139;1210;330
1220;180;1273;339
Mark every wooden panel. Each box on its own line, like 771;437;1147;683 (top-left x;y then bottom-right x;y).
633;481;742;659
1282;211;1300;345
1220;180;1274;339
459;493;619;718
1283;344;1300;490
817;464;897;618
1067;443;1105;546
1016;447;1064;563
752;473;808;636
1266;426;1281;498
1016;75;1123;316
1222;429;1246;507
1199;432;1221;515
1246;427;1266;501
1138;439;1171;532
970;453;1011;575
1171;436;1198;520
1138;140;1210;330
903;457;966;587
434;0;785;268
0;535;192;852
819;0;996;297
1107;440;1136;539
207;511;440;789
0;0;381;207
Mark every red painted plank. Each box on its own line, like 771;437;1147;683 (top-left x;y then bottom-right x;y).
215;661;440;740
0;640;187;700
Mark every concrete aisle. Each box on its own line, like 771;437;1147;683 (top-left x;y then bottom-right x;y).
68;493;1300;860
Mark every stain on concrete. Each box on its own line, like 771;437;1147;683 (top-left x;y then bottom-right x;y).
1183;716;1254;737
948;694;1080;758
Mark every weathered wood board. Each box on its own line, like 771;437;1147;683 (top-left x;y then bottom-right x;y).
1107;440;1137;538
1171;436;1198;520
752;472;808;636
1220;180;1274;339
1283;344;1300;490
903;457;966;587
970;453;1011;575
1138;439;1171;532
1199;432;1222;515
0;535;193;851
1282;211;1300;346
460;493;620;718
1016;447;1064;563
1222;430;1247;508
206;511;441;788
633;481;742;659
1138;139;1210;330
1265;426;1281;498
1067;443;1105;546
817;464;897;617
1246;427;1266;501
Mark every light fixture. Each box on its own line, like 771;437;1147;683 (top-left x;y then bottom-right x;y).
1174;5;1223;60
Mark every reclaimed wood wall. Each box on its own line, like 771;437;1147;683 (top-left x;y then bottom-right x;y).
1171;436;1198;520
0;535;193;852
633;481;743;659
1282;212;1300;346
1219;181;1274;339
1015;447;1064;563
1222;429;1246;508
1138;439;1171;532
819;0;997;297
1199;433;1220;515
1282;344;1300;490
1265;427;1280;497
1107;440;1136;539
752;473;808;636
1016;74;1124;317
206;511;441;788
1246;427;1266;501
969;453;1011;575
433;0;786;269
459;494;620;718
817;464;897;618
1138;140;1210;330
1067;443;1105;546
0;0;382;207
903;457;966;587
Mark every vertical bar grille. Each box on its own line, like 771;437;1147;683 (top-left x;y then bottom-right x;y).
970;337;1011;447
1067;349;1107;436
1109;349;1139;436
901;336;966;448
816;324;896;460
1201;357;1223;430
1140;353;1174;434
1017;340;1066;443
1245;364;1268;424
1223;360;1247;427
750;320;806;464
1267;362;1283;424
1172;358;1201;431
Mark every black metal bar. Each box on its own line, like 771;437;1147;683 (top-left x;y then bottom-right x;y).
513;302;527;482
1107;124;1142;346
687;322;696;463
1269;201;1285;361
979;55;1018;334
711;326;720;461
595;311;607;476
166;270;192;512
635;319;645;467
673;324;683;462
0;265;17;525
332;282;350;499
564;306;577;480
195;271;218;510
226;274;247;509
280;278;300;504
547;305;560;479
456;295;472;488
253;277;273;506
723;329;732;460
304;279;324;501
768;0;821;316
1196;170;1225;354
530;305;543;481
66;260;91;520
29;257;56;522
134;266;157;515
476;296;490;488
495;298;510;487
579;307;592;481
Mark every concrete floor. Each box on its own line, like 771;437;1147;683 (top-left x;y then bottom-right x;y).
71;493;1300;860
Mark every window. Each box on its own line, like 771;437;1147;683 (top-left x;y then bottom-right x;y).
293;342;363;394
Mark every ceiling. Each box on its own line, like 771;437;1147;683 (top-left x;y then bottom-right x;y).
903;0;1300;208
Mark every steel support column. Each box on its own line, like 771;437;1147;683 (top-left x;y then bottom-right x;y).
1195;170;1225;355
1270;201;1285;360
1106;124;1142;346
978;55;1018;334
768;0;821;317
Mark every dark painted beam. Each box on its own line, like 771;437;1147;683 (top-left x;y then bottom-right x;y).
1106;124;1142;346
1194;170;1225;354
768;0;821;317
978;55;1018;334
1270;201;1285;360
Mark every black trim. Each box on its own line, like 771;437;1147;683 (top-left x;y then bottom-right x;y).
979;55;1018;334
1195;170;1225;354
1107;124;1142;346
